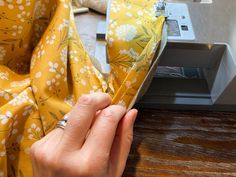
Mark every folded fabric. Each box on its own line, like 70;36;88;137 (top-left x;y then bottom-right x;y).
77;0;108;14
0;0;165;176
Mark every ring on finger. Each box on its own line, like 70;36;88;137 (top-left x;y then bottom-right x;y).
56;113;70;130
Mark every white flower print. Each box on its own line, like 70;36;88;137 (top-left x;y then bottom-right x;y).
1;139;6;145
0;91;10;100
37;44;45;58
3;0;30;10
9;90;31;106
46;79;60;90
110;21;117;29
0;72;9;80
34;1;46;19
119;65;128;72
27;123;42;140
119;48;139;60
80;80;87;86
60;0;69;9
0;46;6;61
55;68;64;79
33;24;46;44
0;111;12;125
136;20;142;25
122;2;131;9
46;34;56;45
92;85;98;90
125;81;132;87
31;44;45;69
0;151;6;157
60;47;67;66
10;78;30;87
24;147;31;155
64;95;74;106
108;30;113;36
111;1;121;13
46;66;66;91
86;66;92;75
80;67;87;74
5;0;14;9
11;25;23;36
17;11;30;22
58;19;69;31
0;139;6;159
48;60;66;89
17;0;30;9
69;50;78;62
68;26;73;38
108;38;114;47
56;68;65;79
34;23;44;33
115;24;137;42
138;10;144;16
48;62;58;73
25;0;31;6
22;105;33;116
126;12;132;17
35;72;42;78
8;115;19;136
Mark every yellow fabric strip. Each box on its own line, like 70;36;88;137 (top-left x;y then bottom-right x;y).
0;0;165;176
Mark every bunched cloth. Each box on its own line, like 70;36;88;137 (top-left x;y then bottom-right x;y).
0;0;165;176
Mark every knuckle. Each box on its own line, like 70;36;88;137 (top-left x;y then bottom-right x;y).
111;105;126;114
102;109;117;124
77;94;93;106
101;105;126;124
31;146;55;166
77;93;111;107
30;141;64;172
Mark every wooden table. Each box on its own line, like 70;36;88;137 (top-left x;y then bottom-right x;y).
75;12;236;177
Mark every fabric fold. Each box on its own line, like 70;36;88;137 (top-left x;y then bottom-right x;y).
0;0;165;176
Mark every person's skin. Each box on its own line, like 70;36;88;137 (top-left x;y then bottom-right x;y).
30;92;138;177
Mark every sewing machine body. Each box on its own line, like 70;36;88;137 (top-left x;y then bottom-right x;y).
165;3;195;41
137;42;236;111
96;0;236;111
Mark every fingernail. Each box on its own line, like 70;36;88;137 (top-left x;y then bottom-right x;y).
131;109;138;125
133;109;138;116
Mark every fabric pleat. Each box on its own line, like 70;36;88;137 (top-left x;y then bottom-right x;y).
0;0;165;176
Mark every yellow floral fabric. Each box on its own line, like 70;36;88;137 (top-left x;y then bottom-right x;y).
0;0;165;176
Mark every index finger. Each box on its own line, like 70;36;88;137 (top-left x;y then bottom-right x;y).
61;93;111;150
82;105;126;157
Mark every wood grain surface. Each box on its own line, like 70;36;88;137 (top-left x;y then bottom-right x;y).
123;109;236;177
74;12;236;177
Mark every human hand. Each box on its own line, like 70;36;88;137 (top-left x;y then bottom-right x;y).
30;92;137;177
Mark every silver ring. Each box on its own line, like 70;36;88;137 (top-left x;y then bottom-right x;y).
56;113;70;129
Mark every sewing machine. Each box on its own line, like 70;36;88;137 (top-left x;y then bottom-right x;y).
95;0;236;111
